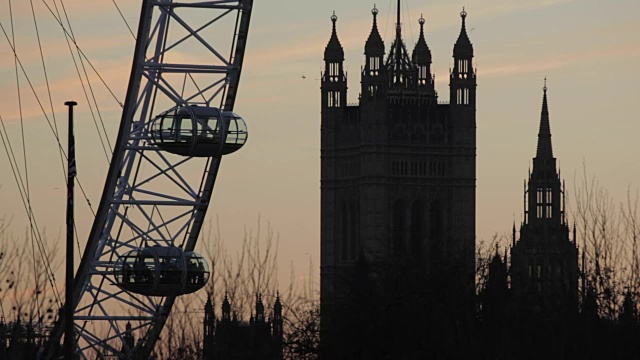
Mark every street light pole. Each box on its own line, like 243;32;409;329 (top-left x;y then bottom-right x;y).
64;100;77;360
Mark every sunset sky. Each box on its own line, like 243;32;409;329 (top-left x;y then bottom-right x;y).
0;0;639;288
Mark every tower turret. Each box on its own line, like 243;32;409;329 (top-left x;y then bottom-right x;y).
322;12;347;110
321;11;347;156
526;81;563;226
362;5;386;100
450;8;476;108
412;14;435;95
273;293;282;336
203;294;215;359
255;293;265;322
272;293;283;359
449;8;476;150
122;322;135;354
222;292;231;322
511;82;578;317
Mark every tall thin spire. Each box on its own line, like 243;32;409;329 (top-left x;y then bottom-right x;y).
395;0;402;83
324;11;344;61
536;78;554;159
386;0;412;86
412;14;431;64
396;0;401;34
453;7;473;57
365;4;384;55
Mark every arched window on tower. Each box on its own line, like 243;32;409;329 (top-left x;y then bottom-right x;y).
456;88;470;105
546;187;553;218
429;200;443;260
418;65;428;85
392;200;405;256
536;187;544;219
368;56;380;76
341;201;349;262
350;199;360;260
328;91;341;108
536;257;543;292
368;85;377;98
329;62;340;82
457;59;468;79
410;200;424;260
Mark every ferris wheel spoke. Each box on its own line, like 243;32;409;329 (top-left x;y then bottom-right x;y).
76;325;127;358
161;11;231;65
132;187;199;205
161;9;233;59
113;199;198;206
141;72;183;105
154;151;201;195
123;207;193;242
109;210;154;242
80;283;156;315
188;76;228;103
166;2;245;11
131;155;197;196
146;63;232;74
129;199;177;243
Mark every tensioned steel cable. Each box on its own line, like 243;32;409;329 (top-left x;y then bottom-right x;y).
0;18;105;307
0;116;63;309
40;0;125;109
0;21;96;217
112;0;137;40
57;0;114;153
49;0;112;163
404;0;414;47
9;0;45;321
29;0;68;184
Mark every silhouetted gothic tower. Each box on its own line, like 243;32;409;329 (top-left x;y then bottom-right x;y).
511;83;578;315
320;3;476;357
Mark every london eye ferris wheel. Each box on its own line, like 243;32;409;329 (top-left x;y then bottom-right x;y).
33;0;255;358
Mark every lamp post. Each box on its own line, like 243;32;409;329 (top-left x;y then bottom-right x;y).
64;100;77;360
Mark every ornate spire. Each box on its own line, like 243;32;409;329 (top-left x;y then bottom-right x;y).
204;293;213;312
324;11;344;61
536;79;554;159
412;14;431;64
394;0;402;70
255;293;265;321
222;291;231;320
274;291;282;314
365;4;384;55
453;7;473;57
386;0;412;86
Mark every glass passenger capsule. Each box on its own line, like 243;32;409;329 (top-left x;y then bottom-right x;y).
113;246;210;297
150;105;248;157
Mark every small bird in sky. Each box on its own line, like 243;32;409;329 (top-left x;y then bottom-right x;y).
301;75;306;79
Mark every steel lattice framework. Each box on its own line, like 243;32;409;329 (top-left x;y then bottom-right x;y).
42;0;253;358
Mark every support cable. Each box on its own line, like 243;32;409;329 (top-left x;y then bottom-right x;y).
10;0;44;322
0;116;63;309
404;0;414;47
29;0;68;185
384;0;392;41
50;0;111;163
0;21;96;217
57;0;114;153
112;0;137;40
40;0;125;109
